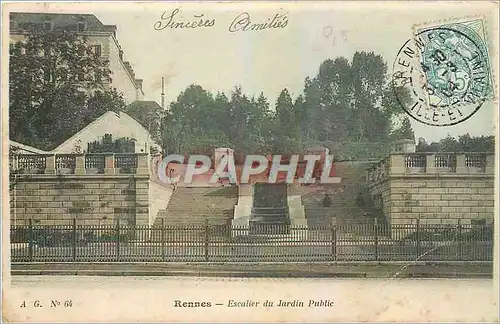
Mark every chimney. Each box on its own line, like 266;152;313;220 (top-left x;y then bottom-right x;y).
161;77;166;109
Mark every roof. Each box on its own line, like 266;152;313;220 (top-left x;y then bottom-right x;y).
52;110;161;152
127;100;163;111
10;12;116;34
9;140;50;154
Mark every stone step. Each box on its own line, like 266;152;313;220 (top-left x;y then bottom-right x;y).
156;212;233;220
154;185;238;228
157;207;234;212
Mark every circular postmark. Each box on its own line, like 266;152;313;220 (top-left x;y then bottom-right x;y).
392;25;492;126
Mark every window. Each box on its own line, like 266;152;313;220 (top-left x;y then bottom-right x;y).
93;45;102;57
44;21;52;31
77;21;86;32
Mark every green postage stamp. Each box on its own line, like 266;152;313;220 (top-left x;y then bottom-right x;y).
393;18;495;126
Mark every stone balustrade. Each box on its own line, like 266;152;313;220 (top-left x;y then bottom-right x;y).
367;152;495;185
10;153;150;176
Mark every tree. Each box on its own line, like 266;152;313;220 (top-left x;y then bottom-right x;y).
272;88;301;153
162;84;228;154
123;100;164;143
301;58;353;142
9;29;123;150
391;116;415;141
416;135;494;152
226;86;261;153
300;52;405;145
87;134;136;153
274;89;296;138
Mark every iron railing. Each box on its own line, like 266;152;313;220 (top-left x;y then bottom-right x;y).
10;219;493;263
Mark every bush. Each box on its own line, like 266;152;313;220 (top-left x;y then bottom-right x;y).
11;228;95;246
461;225;493;241
98;230;132;242
402;228;459;242
32;229;71;247
401;225;494;242
10;228;30;243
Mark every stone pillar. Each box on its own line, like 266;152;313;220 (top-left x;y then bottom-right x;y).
104;153;115;174
287;186;308;241
392;139;416;153
455;154;467;174
389;154;405;175
45;154;56;174
75;154;85;175
10;155;19;171
232;184;252;237
425;154;436;174
136;153;149;175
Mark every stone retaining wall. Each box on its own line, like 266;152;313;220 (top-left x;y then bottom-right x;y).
10;175;149;226
388;178;494;225
367;152;495;229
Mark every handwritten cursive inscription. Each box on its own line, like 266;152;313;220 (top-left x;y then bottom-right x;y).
154;8;216;30
229;12;289;32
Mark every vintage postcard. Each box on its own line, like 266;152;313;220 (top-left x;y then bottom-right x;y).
2;1;499;322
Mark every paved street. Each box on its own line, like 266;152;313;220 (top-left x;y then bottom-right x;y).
5;276;498;322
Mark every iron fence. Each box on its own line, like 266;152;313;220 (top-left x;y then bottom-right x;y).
10;219;493;263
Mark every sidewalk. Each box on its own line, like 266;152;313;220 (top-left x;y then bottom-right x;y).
11;261;493;278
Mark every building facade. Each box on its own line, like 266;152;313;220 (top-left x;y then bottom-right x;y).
9;12;144;104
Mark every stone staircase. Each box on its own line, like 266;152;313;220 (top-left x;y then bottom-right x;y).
299;161;377;228
153;186;238;227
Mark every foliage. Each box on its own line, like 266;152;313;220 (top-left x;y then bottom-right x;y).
416;134;495;152
402;224;493;242
9;29;126;150
161;51;417;158
87;134;136;153
123;101;165;143
390;115;415;142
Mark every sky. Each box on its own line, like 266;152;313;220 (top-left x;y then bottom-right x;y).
8;2;498;143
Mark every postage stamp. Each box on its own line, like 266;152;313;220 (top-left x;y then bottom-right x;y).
392;18;495;126
2;1;499;323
